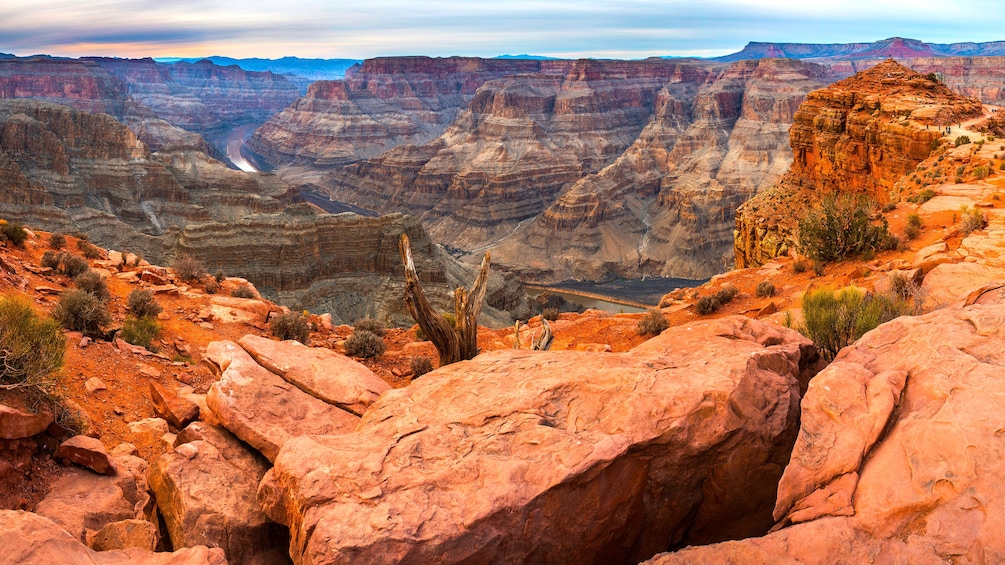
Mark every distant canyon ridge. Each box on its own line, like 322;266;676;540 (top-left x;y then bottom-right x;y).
2;38;1005;297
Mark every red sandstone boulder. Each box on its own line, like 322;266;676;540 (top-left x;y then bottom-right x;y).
148;422;281;564
56;434;115;475
0;510;227;564
0;403;53;439
647;296;1005;563
238;334;390;415
259;316;822;565
149;381;200;429
87;519;159;552
205;340;359;461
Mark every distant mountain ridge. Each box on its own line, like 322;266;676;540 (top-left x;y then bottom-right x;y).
154;56;360;91
715;37;1005;62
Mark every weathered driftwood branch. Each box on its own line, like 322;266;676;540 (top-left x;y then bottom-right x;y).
399;234;490;367
531;318;553;351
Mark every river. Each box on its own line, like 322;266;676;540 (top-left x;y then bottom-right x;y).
225;124;260;173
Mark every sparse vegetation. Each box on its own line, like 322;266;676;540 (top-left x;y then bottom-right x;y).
59;253;90;278
40;250;61;270
695;295;720;316
204;278;219;294
53;289;111;335
955;135;971;147
716;283;738;304
231;284;256;299
541;307;560;321
793;258;809;274
907;188;936;204
812;260;825;276
410;356;433;378
127;289;162;318
881;201;897;212
214;270;226;283
73;269;110;302
48;233;66;250
345;330;385;359
78;241;102;259
353;318;386;337
797;194;895;263
270;311;311;344
0;294;65;396
973;166;989;180
120;315;161;349
636;308;669;337
756;281;776;298
171;255;206;282
904;213;923;240
959;205;987;235
0;222;28;248
799;286;914;362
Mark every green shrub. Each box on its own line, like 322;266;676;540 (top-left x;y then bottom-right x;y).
442;312;457;329
797;194;894;262
78;241;102;259
53;289;111;335
410;356;433;378
1001;162;1005;171
73;270;110;302
881;201;897;212
907;188;937;203
127;289;162;318
716;284;739;304
695;295;720;315
345;330;385;359
0;222;28;248
541;307;560;321
0;295;65;394
955;135;971;147
60;253;89;278
48;233;66;250
973;166;989;180
960;205;987;235
121;315;161;349
41;250;61;270
905;212;923;240
171;255;206;282
956;165;966;176
800;286;913;362
756;281;776;298
636;308;669;336
231;284;256;299
353;318;386;337
888;272;918;301
270;311;311;344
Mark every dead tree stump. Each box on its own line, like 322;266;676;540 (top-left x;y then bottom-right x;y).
399;234;489;367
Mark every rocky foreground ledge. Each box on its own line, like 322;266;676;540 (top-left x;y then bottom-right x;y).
647;288;1005;563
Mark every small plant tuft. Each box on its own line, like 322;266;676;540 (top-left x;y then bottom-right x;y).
0;294;65;396
59;253;89;278
73;269;110;302
410;356;433;378
171;255;206;282
792;258;809;274
270;311;311;344
799;286;914;362
716;283;739;304
955;135;971;147
0;222;28;248
231;284;256;299
127;289;162;318
345;330;385;359
541;307;560;321
121;315;161;349
695;295;721;316
78;241;102;259
53;289;111;335
959;205;987;235
636;308;669;337
48;233;66;250
756;281;776;298
214;270;226;283
353;318;386;337
41;250;61;270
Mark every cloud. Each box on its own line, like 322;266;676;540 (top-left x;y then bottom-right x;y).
0;0;1002;59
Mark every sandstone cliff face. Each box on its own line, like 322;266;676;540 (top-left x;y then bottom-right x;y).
0;57;128;116
247;57;561;167
734;60;984;268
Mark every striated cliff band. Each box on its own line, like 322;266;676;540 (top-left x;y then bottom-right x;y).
0;98;527;325
251;57;835;282
734;60;984;268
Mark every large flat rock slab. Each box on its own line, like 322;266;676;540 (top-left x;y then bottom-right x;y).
259;317;823;565
647;296;1005;563
238;334;389;416
205;340;359;461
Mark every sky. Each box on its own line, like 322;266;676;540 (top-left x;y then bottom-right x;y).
1;0;1003;60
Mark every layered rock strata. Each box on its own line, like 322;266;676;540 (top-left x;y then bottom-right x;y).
734;60;984;268
259;316;823;565
647;291;1005;563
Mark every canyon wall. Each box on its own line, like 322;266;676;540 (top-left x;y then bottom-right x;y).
277;58;833;282
734;60;984;268
0;99;525;325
